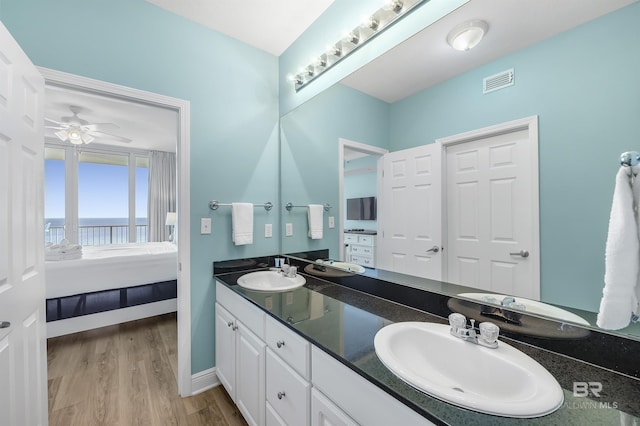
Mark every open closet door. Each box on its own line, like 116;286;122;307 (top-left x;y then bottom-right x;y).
378;143;442;279
0;22;48;425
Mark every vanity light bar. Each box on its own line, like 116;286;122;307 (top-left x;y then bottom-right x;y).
290;0;427;92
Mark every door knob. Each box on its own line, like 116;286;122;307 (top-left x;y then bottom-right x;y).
426;246;440;253
509;250;530;258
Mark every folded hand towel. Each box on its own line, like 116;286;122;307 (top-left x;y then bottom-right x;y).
307;204;323;239
232;203;254;246
597;167;640;330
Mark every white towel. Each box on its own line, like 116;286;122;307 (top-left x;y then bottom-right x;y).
597;167;640;330
232;203;254;245
307;204;323;239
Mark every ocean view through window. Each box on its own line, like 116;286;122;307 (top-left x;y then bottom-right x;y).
45;144;151;246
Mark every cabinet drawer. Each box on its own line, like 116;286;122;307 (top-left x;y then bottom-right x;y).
357;235;374;246
311;388;358;426
312;346;434;425
266;402;287;426
350;255;374;267
350;245;373;256
265;315;310;379
266;349;311;426
216;281;265;339
344;234;358;244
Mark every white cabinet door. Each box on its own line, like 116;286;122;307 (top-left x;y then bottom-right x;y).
215;303;236;399
0;21;47;426
236;322;266;426
379;144;442;279
311;388;358;426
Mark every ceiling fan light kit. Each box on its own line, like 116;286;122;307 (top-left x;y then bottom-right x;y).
45;105;131;145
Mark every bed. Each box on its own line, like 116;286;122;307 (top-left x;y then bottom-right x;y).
45;242;178;338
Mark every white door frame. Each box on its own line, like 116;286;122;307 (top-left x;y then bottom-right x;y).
38;67;193;396
436;115;540;297
338;138;388;261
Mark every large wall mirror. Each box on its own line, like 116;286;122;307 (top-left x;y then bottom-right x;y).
280;0;640;340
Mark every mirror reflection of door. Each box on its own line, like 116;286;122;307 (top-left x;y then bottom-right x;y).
378;116;540;299
378;144;442;279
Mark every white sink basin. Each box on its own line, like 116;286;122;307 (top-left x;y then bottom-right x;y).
374;322;564;418
237;270;306;292
315;259;365;273
326;262;365;273
458;293;589;326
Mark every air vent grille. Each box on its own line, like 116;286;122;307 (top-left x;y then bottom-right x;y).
483;68;514;94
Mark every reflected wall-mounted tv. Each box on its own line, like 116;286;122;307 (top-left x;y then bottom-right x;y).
346;196;377;220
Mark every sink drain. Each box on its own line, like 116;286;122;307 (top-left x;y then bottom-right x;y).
452;387;465;393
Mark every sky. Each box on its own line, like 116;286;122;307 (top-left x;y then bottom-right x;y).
45;159;148;219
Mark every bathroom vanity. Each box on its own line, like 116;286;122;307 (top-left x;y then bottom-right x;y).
214;257;640;425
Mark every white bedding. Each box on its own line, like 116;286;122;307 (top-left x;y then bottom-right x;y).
45;242;178;299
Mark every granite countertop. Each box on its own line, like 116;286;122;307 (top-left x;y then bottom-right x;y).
215;269;640;426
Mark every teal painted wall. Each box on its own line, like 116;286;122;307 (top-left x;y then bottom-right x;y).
280;83;389;258
389;3;640;312
279;0;468;115
1;0;279;374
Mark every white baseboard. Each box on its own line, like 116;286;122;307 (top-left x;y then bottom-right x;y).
191;367;220;396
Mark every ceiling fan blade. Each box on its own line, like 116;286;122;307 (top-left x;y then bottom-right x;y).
45;117;68;126
84;123;121;132
45;125;68;130
87;130;132;143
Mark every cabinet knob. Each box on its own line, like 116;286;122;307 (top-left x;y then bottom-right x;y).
277;391;286;400
227;321;234;328
276;340;285;348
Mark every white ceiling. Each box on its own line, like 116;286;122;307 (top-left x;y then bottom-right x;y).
144;0;335;56
342;0;637;103
44;85;178;153
47;0;636;153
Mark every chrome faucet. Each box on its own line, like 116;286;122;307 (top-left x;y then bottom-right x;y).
448;313;500;348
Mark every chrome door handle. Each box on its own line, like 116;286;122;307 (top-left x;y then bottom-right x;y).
0;321;9;329
509;250;529;258
426;246;440;253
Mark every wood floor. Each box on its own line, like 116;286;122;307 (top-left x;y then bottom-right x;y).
47;313;248;426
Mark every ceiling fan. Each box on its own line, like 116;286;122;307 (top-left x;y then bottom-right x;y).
45;105;132;145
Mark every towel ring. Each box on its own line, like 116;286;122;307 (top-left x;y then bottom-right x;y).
620;151;640;167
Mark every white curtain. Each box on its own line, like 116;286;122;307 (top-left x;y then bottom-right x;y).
148;151;176;242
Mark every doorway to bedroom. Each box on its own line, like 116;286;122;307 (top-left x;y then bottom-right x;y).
40;68;192;397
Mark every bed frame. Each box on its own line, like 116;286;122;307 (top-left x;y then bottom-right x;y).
45;242;178;338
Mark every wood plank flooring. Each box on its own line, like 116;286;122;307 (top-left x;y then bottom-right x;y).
47;313;247;426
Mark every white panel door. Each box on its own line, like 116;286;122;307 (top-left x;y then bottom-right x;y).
0;22;47;426
445;123;539;299
379;144;442;279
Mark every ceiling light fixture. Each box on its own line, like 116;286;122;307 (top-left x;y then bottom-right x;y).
447;19;488;51
54;127;95;145
291;0;427;92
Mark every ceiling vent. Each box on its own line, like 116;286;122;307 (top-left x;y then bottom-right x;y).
483;68;514;94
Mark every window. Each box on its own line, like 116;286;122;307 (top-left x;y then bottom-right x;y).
44;144;150;246
78;151;129;245
135;157;149;242
44;147;65;244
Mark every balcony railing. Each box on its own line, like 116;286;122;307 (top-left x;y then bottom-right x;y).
45;224;148;246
